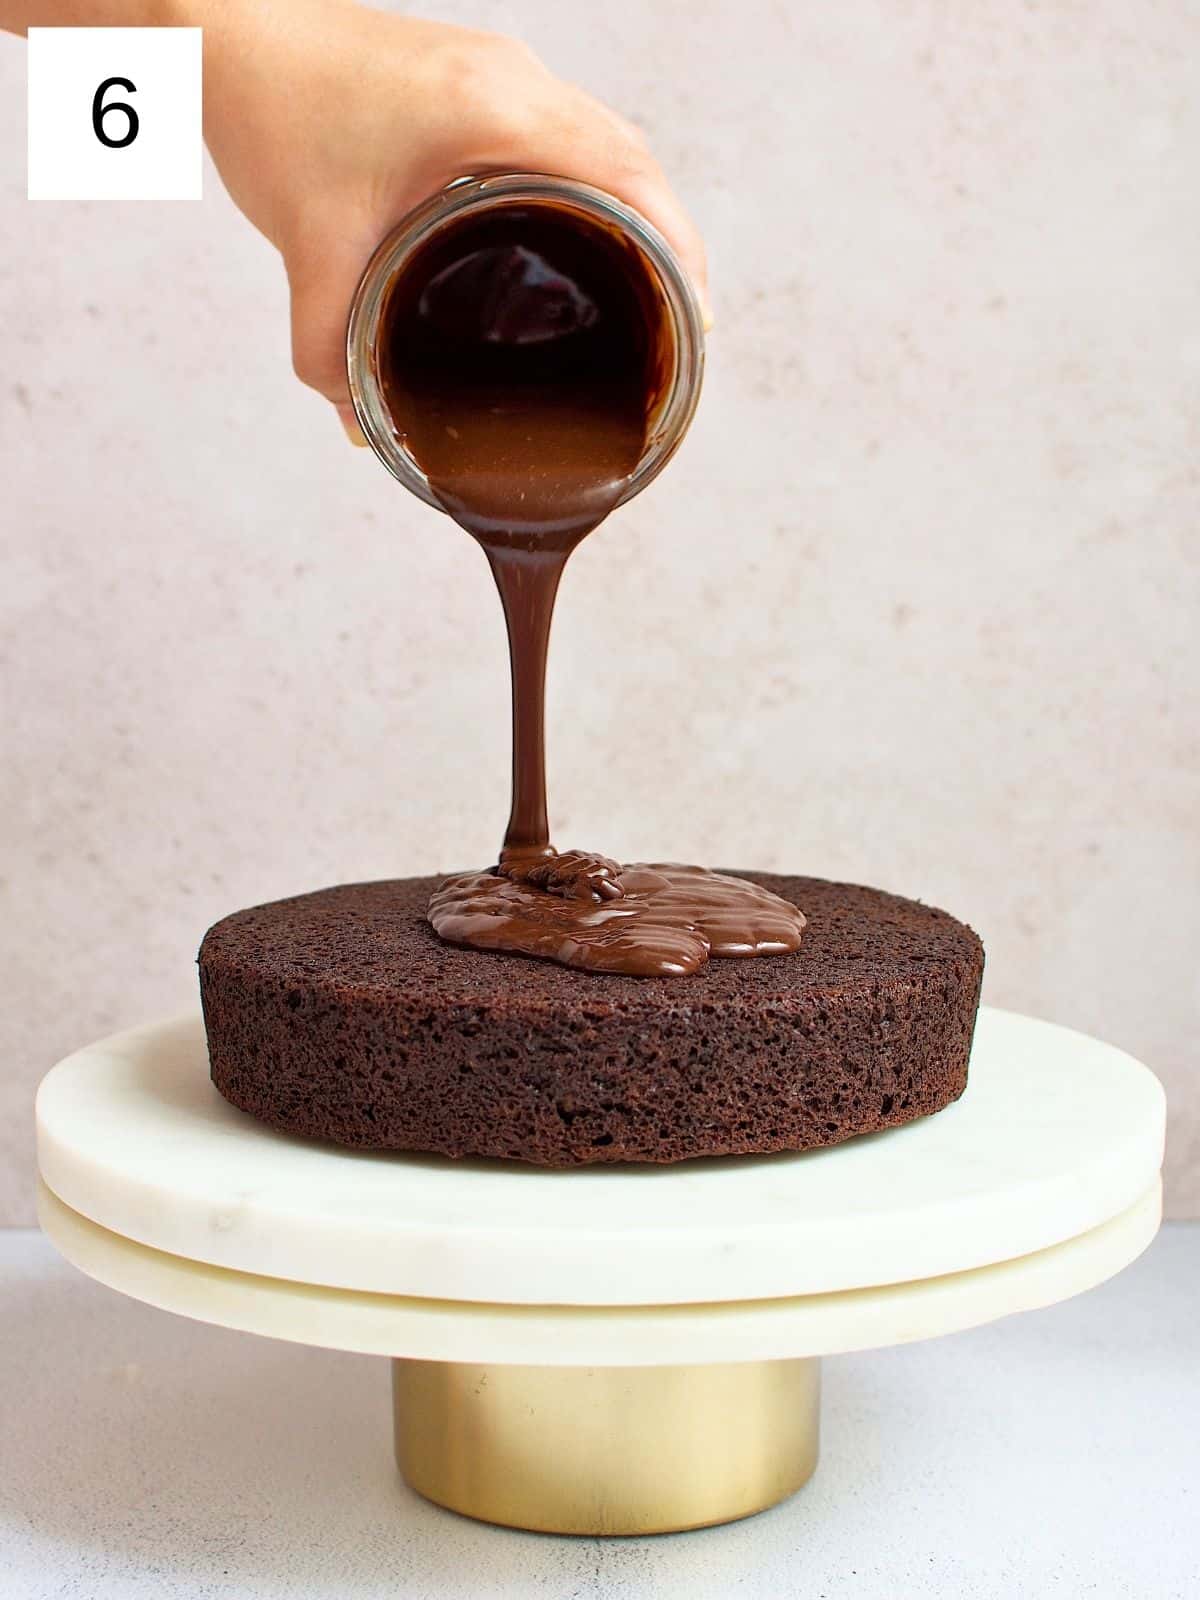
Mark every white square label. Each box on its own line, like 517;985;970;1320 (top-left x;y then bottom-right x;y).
27;28;202;201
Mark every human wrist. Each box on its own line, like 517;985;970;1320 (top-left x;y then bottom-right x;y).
0;0;202;30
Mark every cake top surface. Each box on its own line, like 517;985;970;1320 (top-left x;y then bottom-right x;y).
200;872;982;1013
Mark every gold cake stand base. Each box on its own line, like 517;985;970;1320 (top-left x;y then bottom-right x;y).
392;1357;821;1535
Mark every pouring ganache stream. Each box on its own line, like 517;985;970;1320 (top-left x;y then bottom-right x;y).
376;198;805;976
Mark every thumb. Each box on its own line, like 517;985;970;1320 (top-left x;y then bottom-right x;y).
284;224;382;412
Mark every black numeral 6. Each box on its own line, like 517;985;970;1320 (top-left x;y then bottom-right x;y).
92;77;139;149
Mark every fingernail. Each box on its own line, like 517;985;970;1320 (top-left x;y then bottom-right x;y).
338;408;369;448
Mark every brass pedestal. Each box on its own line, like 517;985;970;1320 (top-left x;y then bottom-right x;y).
392;1357;821;1535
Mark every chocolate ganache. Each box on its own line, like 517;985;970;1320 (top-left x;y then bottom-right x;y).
376;198;805;976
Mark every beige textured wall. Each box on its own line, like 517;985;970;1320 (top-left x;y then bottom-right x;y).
2;2;1197;1222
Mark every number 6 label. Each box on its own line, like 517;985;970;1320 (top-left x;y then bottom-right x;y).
28;28;201;201
92;77;140;150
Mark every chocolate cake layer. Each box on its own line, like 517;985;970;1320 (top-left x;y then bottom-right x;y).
199;874;983;1166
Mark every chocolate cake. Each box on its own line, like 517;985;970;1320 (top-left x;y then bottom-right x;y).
199;873;983;1166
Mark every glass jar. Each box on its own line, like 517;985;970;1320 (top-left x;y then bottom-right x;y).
345;172;705;511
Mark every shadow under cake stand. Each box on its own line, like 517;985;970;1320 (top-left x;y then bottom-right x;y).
36;1006;1164;1537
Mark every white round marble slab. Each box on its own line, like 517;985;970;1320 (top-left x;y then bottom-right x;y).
36;1177;1161;1365
35;1008;1164;1307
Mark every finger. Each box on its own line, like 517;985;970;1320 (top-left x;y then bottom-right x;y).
284;219;381;409
337;403;369;447
512;91;712;325
608;164;712;328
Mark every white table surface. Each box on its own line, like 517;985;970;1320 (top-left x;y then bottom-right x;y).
3;1225;1198;1600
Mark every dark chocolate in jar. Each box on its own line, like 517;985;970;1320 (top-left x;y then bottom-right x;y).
373;199;676;552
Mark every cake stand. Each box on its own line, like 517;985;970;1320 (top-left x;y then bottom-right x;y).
35;1006;1165;1537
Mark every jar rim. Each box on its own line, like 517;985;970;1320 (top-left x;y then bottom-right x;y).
345;172;706;513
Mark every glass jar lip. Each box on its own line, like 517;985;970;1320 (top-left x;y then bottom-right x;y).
345;172;706;513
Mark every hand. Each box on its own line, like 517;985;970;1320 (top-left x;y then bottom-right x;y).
197;0;711;442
